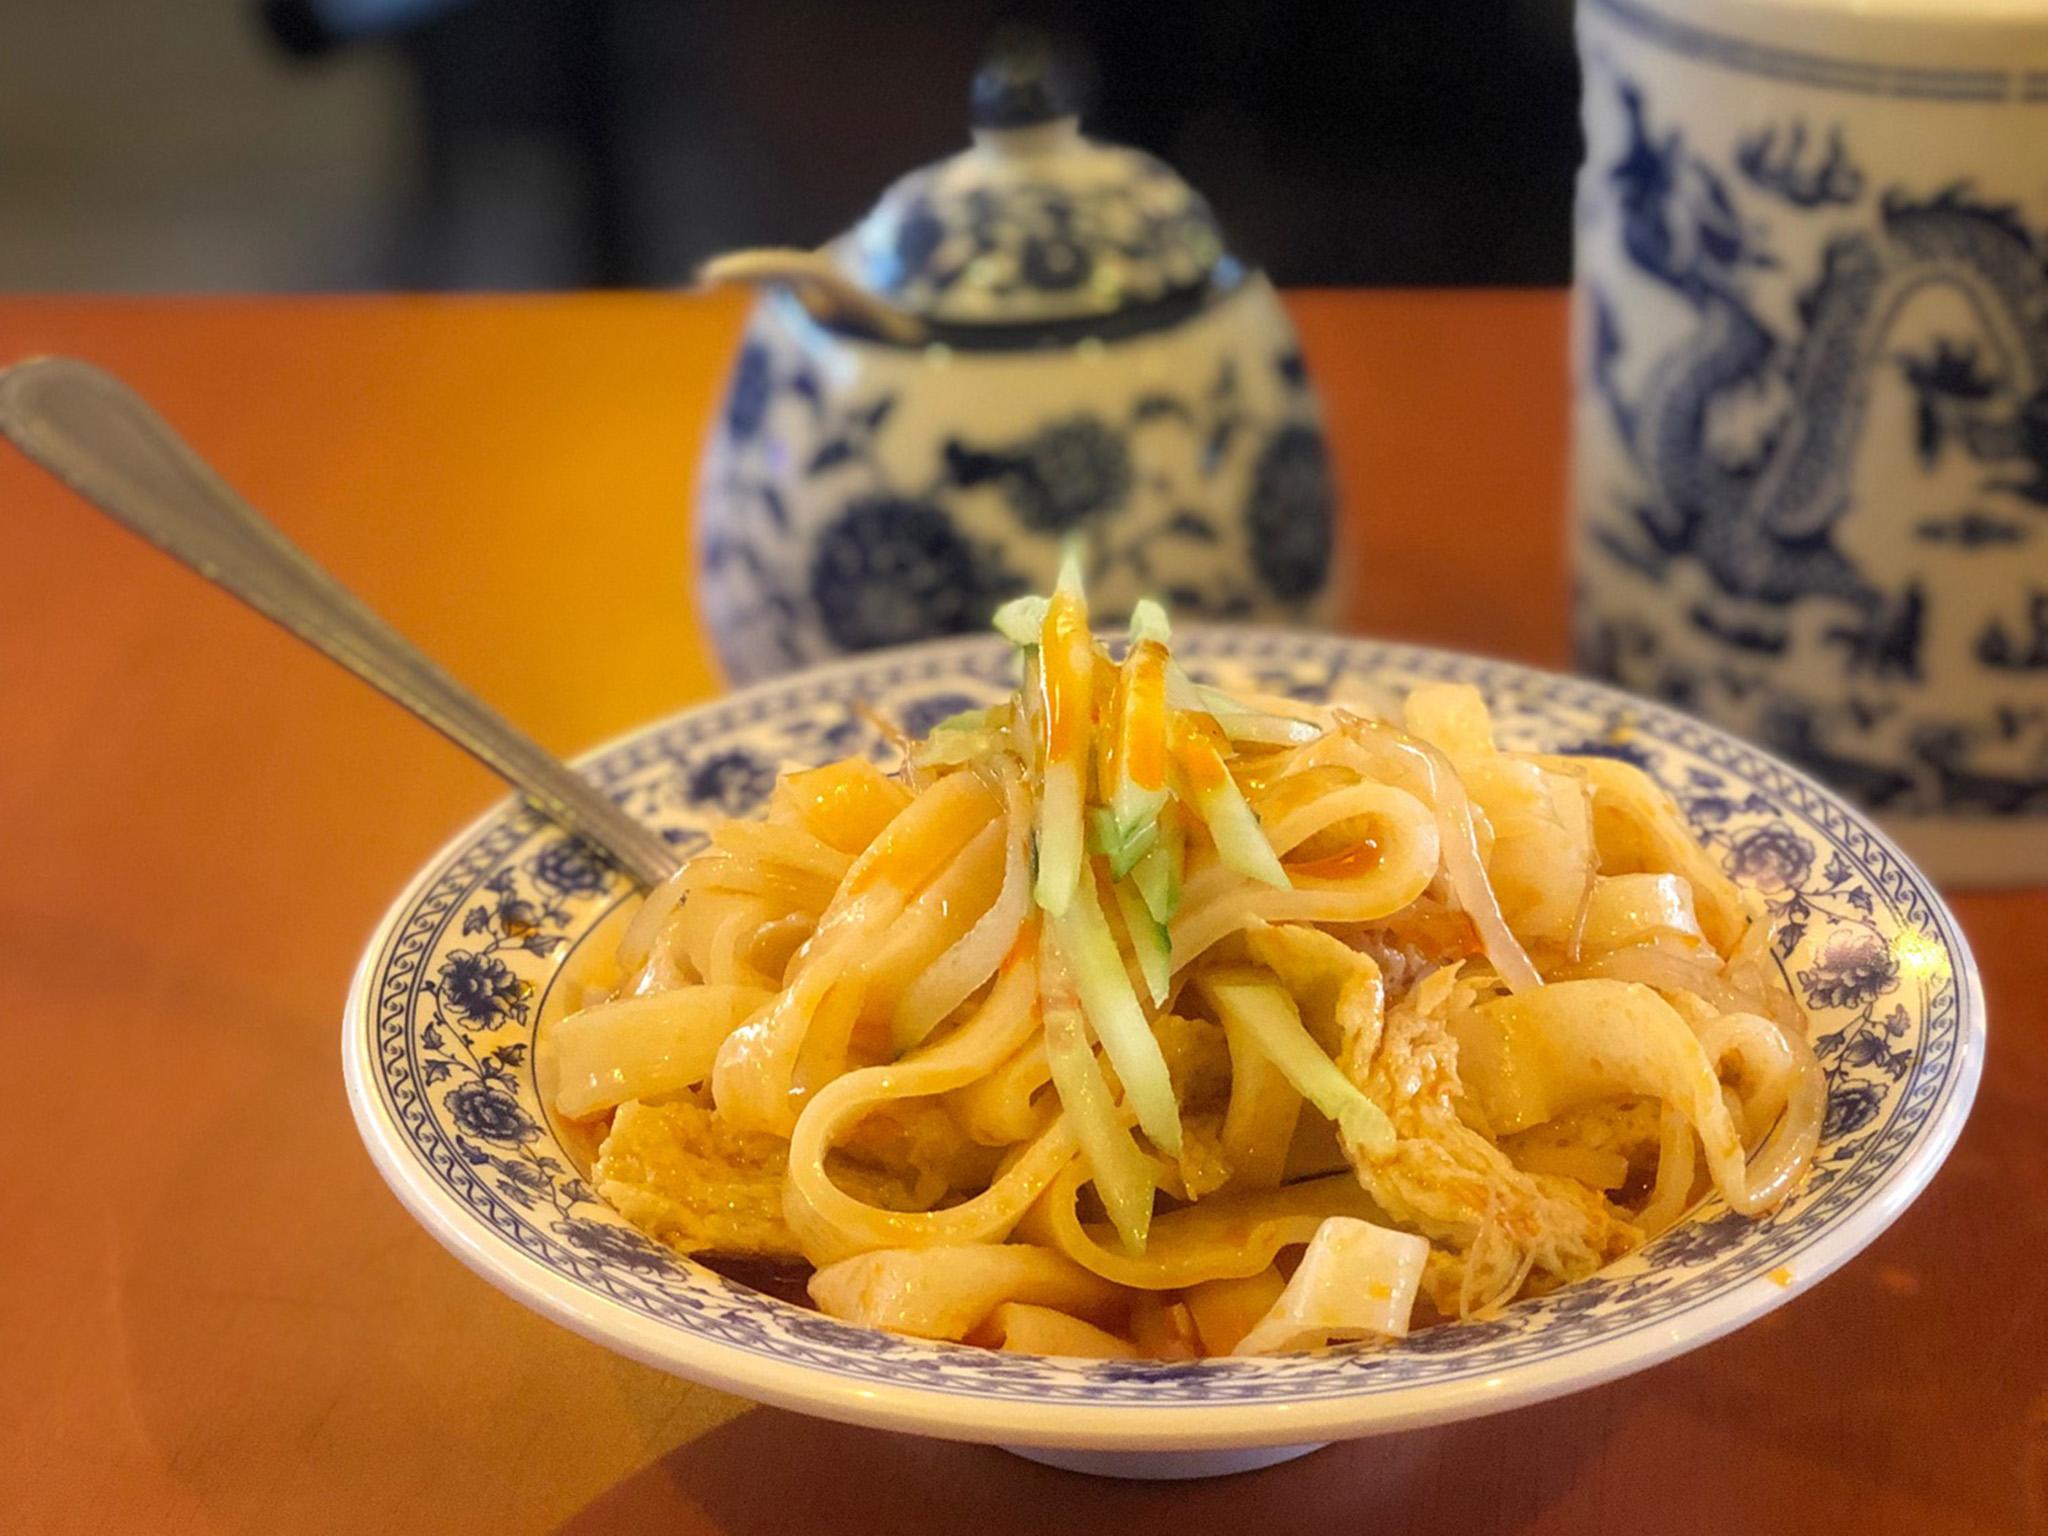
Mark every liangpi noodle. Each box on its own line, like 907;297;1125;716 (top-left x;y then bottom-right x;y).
543;563;1827;1357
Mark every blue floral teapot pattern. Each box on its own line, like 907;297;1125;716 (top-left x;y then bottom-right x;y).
694;43;1337;683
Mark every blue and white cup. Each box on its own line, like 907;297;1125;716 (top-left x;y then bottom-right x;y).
1572;0;2048;884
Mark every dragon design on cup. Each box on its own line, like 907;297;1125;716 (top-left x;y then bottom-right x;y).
1584;75;2048;814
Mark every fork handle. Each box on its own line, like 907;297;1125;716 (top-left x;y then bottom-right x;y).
0;356;681;889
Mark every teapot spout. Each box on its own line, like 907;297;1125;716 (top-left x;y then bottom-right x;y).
696;248;928;345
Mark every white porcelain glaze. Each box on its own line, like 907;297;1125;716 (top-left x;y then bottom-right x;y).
1572;0;2048;883
835;114;1226;327
697;278;1336;683
693;44;1336;685
1002;1443;1327;1479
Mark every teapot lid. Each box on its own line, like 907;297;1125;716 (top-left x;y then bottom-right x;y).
832;38;1230;330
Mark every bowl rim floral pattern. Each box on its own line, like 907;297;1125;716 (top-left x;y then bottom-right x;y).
344;630;1984;1453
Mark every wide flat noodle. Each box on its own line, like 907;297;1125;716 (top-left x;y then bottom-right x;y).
809;1243;1122;1341
948;1036;1052;1146
1542;754;1749;953
1453;979;1808;1216
711;770;1000;1136
968;1302;1140;1358
1233;1216;1430;1355
552;984;771;1119
1023;1165;1381;1290
895;768;1032;1047
1405;685;1593;955
556;570;1822;1360
783;959;1080;1265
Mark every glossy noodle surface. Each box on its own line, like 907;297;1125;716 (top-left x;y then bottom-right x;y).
546;570;1823;1358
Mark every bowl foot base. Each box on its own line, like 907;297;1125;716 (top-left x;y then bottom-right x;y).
1000;1442;1328;1479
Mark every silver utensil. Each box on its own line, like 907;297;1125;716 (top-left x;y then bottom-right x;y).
0;356;681;889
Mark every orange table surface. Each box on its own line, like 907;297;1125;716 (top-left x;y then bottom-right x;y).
0;291;2039;1535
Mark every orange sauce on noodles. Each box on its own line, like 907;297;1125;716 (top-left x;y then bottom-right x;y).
1287;840;1385;882
845;773;998;898
1170;713;1232;795
1116;640;1169;793
1040;592;1094;765
785;758;911;854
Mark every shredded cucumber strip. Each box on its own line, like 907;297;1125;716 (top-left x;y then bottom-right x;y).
1199;972;1395;1158
1035;760;1084;914
1032;551;1092;916
993;596;1049;648
1051;873;1183;1157
1162;662;1324;746
1127;598;1170;646
1194;787;1291;889
1131;809;1183;925
1090;807;1158;879
1106;791;1165;875
1107;601;1172;866
1181;738;1290;889
1110;874;1172;1006
1041;927;1155;1254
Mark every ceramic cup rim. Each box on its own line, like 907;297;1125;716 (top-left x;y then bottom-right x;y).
1586;0;2048;74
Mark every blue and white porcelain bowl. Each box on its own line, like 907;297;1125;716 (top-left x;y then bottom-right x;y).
344;631;1983;1480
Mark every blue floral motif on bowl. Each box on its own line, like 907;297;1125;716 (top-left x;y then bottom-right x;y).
351;630;1981;1418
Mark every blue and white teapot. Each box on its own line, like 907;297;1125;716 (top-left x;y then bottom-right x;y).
694;44;1339;684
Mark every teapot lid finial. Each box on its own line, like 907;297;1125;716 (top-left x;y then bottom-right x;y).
968;28;1081;130
830;29;1231;333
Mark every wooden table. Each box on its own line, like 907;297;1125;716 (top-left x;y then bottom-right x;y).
0;291;2038;1535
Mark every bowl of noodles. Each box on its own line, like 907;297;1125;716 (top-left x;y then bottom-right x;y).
345;571;1983;1479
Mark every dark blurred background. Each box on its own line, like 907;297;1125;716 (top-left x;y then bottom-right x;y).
0;0;1578;292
